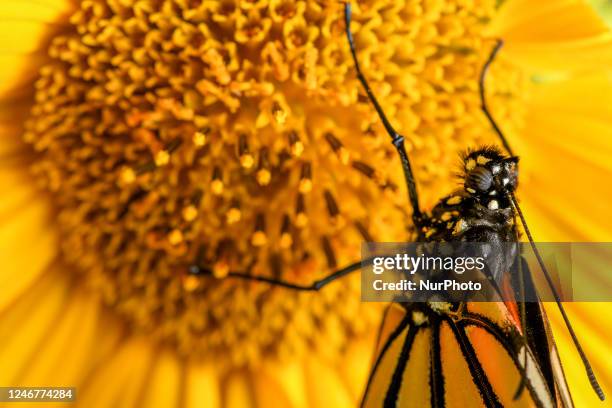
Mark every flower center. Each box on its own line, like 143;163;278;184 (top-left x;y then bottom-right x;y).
24;0;524;364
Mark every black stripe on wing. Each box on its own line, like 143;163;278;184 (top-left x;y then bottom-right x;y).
384;326;419;407
361;316;411;408
448;318;502;408
457;311;552;408
430;320;444;408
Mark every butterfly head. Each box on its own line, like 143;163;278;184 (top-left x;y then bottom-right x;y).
462;147;518;203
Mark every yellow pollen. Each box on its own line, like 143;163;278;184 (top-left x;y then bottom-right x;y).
295;212;308;228
168;229;184;245
119;167;136;185
291;141;304;157
240;154;255;169
155;150;170;166
182;206;198;222
211;180;224;195
193;131;207;147
280;233;293;249
183;275;200;292
213;261;230;279
256;169;271;185
298;179;312;193
441;212;452;221
226;208;242;224
251;231;268;247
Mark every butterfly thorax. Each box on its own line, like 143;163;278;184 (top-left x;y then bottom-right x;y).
413;147;521;286
417;147;519;243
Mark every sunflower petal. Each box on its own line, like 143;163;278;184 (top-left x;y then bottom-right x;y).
185;361;220;408
0;195;57;312
14;285;100;386
0;264;71;385
518;74;612;241
0;1;71;24
304;358;354;407
502;35;612;74
544;302;612;406
224;373;256;408
0;1;72;97
338;337;376;401
490;0;608;41
139;349;182;408
488;0;612;72
77;336;155;408
256;361;307;408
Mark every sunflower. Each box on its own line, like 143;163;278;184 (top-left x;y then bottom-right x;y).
1;0;611;407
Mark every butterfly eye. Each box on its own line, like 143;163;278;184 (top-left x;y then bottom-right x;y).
466;166;493;192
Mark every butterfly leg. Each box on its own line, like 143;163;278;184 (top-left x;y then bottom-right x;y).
513;240;529;400
189;258;368;291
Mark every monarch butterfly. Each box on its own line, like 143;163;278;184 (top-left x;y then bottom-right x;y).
190;3;605;407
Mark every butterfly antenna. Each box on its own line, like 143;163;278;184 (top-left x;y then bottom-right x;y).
509;192;605;401
344;2;423;228
479;39;514;157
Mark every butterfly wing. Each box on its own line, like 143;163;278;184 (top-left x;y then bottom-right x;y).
516;255;574;407
361;300;565;407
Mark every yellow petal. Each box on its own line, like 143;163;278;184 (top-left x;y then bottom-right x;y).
0;168;37;216
519;134;610;241
527;73;612;120
0;194;57;311
138;349;182;408
488;0;612;72
502;35;612;74
544;302;612;406
516;74;612;241
0;86;58;310
0;1;73;97
253;371;295;408
304;358;354;407
224;372;256;408
0;1;71;25
338;337;376;401
14;284;100;386
0;264;71;385
77;336;155;408
256;362;307;408
490;0;608;41
185;361;220;408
